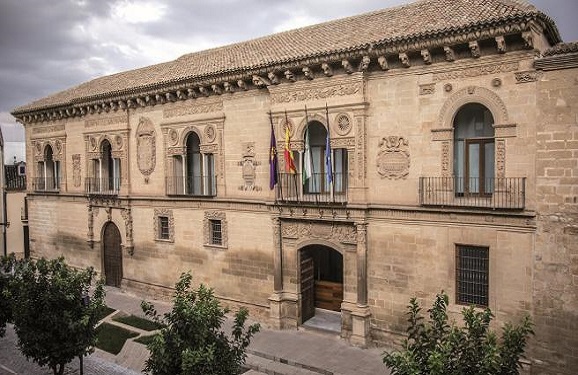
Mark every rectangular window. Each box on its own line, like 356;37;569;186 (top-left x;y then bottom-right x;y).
158;216;170;240
210;219;222;246
456;245;489;307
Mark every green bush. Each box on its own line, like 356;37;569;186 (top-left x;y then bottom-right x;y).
141;272;260;375
383;292;534;375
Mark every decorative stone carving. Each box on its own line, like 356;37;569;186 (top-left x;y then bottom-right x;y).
72;154;81;187
522;31;533;49
238;142;261;191
155;93;166;104
252;75;269;88
284;70;296;82
495;36;506;53
399;53;410;68
377;56;389;70
321;63;333;77
281;221;356;244
335;113;352;136
187;88;197;98
163;100;223;118
169;129;179;146
198;86;209;96
211;84;222;95
270;81;362;104
268;72;280;85
136;117;156;178
419;83;435;95
441;141;451;176
204;124;216;143
120;207;134;255
302;67;314;80
223;82;234;93
444;83;453;92
469;40;481;58
492;78;502;87
421;49;432;64
154;208;174;242
237;80;247;90
204;211;228;248
358;56;371;72
437;86;509;128
496;139;506;178
433;62;518;81
377;136;410;180
85;115;126;128
32;124;65;134
342;60;354;74
515;70;542;83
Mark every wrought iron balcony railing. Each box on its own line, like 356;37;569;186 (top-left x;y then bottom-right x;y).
166;175;216;197
85;177;120;195
32;177;61;192
276;172;347;204
419;177;526;210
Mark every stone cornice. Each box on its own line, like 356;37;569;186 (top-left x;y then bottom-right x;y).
13;17;555;124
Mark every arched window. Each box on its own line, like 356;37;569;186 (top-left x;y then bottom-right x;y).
453;103;494;195
88;139;120;194
169;132;215;196
37;145;60;191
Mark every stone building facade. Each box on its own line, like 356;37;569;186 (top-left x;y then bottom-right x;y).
11;0;577;373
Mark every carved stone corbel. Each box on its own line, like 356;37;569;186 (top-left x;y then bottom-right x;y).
358;55;370;71
198;86;210;96
284;70;296;82
522;31;533;49
165;92;176;102
211;84;222;95
444;46;455;62
187;88;197;98
145;95;155;106
377;56;389;70
302;67;314;80
321;63;333;76
223;82;234;93
155;93;166;104
237;80;247;90
469;40;481;58
399;53;410;68
421;49;432;64
252;75;270;88
268;72;280;84
495;36;506;53
342;59;354;74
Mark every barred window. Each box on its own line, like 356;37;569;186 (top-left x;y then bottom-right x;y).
456;245;489;307
158;216;170;240
210;219;222;246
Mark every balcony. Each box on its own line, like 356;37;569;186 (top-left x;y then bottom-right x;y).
85;177;120;195
166;175;216;197
419;177;526;210
32;177;61;192
276;172;347;205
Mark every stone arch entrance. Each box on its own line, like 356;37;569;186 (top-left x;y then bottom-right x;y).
102;221;122;287
299;244;343;324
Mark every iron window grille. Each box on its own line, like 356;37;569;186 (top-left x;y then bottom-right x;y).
158;216;170;240
210;219;222;246
456;245;489;307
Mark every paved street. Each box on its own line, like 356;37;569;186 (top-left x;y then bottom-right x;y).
0;287;389;375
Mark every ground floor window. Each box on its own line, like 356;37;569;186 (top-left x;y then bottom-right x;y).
158;216;170;240
456;245;489;307
209;219;222;246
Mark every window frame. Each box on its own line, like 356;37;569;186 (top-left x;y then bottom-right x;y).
455;244;489;308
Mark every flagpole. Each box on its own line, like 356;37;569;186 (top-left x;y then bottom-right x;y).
285;110;299;201
269;111;281;200
304;105;317;204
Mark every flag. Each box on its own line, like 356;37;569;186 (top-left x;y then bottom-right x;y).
284;116;297;174
325;105;333;184
303;126;312;183
269;112;278;190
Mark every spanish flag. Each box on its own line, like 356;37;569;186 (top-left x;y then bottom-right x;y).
269;112;278;190
284;117;297;174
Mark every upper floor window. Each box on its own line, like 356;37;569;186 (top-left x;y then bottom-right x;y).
35;145;60;191
453;104;494;196
168;132;215;196
87;139;120;194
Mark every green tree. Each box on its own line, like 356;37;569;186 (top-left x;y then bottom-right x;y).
383;291;534;375
9;257;105;375
0;254;16;337
141;272;260;375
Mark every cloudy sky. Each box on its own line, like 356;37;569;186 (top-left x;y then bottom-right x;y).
0;0;576;162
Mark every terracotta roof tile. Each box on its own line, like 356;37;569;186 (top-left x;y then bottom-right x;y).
13;0;560;114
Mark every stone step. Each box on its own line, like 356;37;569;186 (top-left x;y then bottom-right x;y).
246;352;329;375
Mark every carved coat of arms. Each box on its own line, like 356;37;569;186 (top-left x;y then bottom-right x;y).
136;117;156;176
376;136;410;180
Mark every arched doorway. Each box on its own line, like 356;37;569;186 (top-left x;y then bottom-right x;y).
299;245;343;323
103;222;122;287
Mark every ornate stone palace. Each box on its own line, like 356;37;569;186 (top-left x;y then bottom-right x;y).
11;0;577;373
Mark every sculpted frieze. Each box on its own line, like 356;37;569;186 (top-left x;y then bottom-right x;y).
163;100;223;118
32;124;65;134
514;70;542;84
85;115;126;128
432;62;519;82
72;154;81;188
270;78;363;104
281;221;356;244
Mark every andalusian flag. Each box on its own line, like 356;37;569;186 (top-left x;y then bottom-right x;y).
284;117;297;174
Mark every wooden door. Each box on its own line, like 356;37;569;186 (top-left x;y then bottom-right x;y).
300;251;315;323
103;222;122;287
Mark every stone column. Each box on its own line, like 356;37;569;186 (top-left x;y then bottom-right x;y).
356;221;368;306
272;217;283;291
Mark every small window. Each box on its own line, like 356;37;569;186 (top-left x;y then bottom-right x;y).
210;219;222;246
456;245;489;307
158;216;170;240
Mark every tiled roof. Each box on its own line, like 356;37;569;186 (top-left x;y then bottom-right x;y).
543;41;578;57
13;0;560;114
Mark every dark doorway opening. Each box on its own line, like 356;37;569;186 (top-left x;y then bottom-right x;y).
103;222;122;287
300;245;343;324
